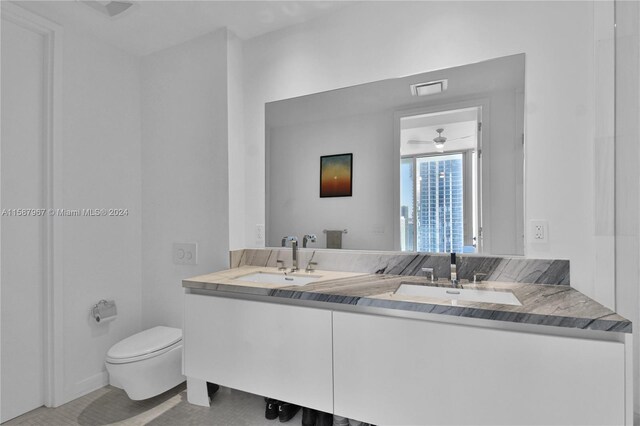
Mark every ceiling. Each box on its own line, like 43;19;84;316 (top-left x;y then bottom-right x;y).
400;108;478;155
401;108;478;131
16;1;357;56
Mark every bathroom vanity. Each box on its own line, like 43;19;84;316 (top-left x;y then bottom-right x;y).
182;250;632;426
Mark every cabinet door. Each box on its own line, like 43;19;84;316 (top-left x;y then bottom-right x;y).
184;294;333;412
333;311;625;426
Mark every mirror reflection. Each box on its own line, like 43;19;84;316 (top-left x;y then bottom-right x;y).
266;53;524;255
400;107;481;253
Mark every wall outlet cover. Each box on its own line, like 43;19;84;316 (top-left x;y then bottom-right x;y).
173;242;197;265
256;224;265;243
531;220;548;243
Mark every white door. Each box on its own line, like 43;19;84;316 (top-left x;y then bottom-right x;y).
1;16;47;422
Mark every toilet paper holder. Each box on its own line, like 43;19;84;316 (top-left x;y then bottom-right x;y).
91;299;117;324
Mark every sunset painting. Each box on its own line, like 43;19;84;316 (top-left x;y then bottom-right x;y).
320;153;352;197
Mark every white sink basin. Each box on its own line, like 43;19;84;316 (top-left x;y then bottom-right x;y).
394;284;522;306
236;272;321;286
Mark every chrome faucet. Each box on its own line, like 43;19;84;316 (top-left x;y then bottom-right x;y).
303;234;317;248
421;267;435;283
450;253;459;288
281;236;299;272
305;261;318;273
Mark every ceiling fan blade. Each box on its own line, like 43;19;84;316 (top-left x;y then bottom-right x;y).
445;135;473;142
408;134;473;144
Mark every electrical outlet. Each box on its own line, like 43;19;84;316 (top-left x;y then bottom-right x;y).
531;221;548;243
173;242;197;265
256;224;265;244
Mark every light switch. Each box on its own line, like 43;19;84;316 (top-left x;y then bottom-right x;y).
173;243;197;265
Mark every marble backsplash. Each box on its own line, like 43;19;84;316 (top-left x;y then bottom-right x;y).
230;248;570;285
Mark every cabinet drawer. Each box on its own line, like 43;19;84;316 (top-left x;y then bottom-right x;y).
333;311;625;425
184;294;333;412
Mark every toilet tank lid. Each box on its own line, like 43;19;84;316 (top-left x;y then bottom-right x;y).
107;326;182;360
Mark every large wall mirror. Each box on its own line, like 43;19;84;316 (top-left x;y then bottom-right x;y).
266;54;525;255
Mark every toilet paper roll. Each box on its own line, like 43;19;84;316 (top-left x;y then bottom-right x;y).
94;314;116;324
92;300;117;324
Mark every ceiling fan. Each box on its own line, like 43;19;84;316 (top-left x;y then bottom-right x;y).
407;128;473;150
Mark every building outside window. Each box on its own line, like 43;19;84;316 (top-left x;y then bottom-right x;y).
401;154;465;253
416;154;463;252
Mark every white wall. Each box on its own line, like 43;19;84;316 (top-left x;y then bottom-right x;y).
228;32;246;250
268;111;394;250
141;29;231;329
614;0;640;412
61;28;142;402
487;89;524;255
243;1;607;302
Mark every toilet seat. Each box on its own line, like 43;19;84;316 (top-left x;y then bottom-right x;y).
106;326;182;364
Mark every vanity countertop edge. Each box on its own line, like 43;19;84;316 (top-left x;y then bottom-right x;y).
182;266;631;334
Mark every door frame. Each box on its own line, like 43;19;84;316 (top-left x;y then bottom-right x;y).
393;99;489;253
1;2;64;408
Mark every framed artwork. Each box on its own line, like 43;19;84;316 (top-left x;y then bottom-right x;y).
320;153;353;198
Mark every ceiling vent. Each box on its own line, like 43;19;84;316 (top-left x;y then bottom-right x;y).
410;79;448;97
81;1;136;19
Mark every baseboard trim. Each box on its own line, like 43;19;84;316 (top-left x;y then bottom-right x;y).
63;371;109;405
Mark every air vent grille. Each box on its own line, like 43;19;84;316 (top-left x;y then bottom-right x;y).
410;79;448;97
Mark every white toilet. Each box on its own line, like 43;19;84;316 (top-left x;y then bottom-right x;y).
105;326;185;400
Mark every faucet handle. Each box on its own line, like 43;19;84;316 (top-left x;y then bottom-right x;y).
473;272;487;283
276;259;286;271
303;234;318;248
421;267;435;283
305;261;318;273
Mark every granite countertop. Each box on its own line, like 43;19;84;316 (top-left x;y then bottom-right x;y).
183;266;631;333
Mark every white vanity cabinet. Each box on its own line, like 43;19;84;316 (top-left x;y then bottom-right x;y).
183;294;334;413
332;311;628;426
184;292;630;425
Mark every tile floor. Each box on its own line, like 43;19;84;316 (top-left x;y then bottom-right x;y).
4;384;302;426
8;384;635;426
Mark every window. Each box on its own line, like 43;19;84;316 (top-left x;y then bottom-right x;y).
400;158;415;251
402;153;473;253
417;154;464;252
